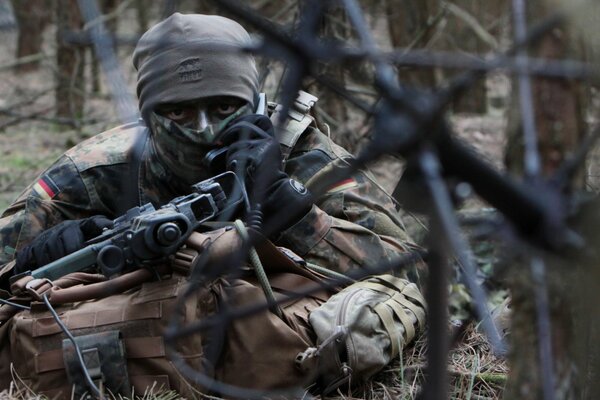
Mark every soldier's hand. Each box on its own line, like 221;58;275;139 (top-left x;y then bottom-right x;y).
14;215;113;274
221;115;312;234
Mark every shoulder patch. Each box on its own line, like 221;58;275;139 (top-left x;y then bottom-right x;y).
326;178;358;194
32;175;61;200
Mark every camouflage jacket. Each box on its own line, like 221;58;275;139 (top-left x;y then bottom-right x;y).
0;117;417;287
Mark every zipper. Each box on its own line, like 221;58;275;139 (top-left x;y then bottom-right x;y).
334;287;362;375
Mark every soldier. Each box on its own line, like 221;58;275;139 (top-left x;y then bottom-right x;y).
0;13;432;399
0;13;417;287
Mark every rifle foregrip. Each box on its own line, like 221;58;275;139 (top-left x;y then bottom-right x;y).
31;244;101;281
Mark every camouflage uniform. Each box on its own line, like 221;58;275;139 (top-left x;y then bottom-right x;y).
0;113;416;285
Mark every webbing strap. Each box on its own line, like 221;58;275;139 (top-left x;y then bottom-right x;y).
373;302;401;357
356;278;422;342
35;336;166;373
402;284;427;309
391;293;426;329
32;302;162;337
355;278;426;329
356;281;399;297
270;91;318;161
384;300;415;342
369;275;408;293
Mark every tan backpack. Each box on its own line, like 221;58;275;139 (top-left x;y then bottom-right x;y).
0;228;332;399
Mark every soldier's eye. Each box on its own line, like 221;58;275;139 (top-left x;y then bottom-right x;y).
214;104;238;116
166;108;188;121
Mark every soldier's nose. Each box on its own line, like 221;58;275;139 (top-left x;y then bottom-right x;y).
198;110;209;130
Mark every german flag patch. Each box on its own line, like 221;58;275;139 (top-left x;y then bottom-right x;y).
326;178;358;194
32;176;60;200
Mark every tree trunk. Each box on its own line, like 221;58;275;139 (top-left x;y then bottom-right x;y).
134;0;149;34
55;0;85;120
11;0;51;73
90;0;120;94
505;4;585;178
504;1;587;398
447;0;503;114
385;0;439;88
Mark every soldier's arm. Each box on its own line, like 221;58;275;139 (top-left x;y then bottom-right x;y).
0;155;102;285
279;127;420;276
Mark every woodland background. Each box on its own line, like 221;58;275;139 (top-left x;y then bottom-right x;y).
1;0;600;399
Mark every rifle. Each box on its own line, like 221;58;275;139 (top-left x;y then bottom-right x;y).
13;171;245;284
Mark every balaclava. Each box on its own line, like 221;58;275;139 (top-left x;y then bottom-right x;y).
132;13;259;189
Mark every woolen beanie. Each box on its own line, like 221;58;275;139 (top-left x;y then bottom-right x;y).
133;13;259;123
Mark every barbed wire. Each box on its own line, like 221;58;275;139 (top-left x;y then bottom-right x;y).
3;0;599;398
152;1;593;399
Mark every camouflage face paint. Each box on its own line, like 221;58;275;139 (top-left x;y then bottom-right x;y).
147;104;251;186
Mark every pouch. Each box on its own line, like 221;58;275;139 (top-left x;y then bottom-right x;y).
298;274;426;394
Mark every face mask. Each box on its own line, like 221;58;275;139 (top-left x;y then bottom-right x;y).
148;104;251;186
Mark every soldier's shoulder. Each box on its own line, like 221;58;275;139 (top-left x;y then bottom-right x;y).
292;125;353;161
65;121;147;172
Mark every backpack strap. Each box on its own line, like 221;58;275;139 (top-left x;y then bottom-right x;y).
270;91;318;161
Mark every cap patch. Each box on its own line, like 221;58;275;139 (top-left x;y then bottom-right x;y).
32;175;60;200
177;58;203;82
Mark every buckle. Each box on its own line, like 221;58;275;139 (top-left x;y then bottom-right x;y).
25;278;54;301
293;90;318;114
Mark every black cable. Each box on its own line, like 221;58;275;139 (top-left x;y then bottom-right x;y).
42;295;103;399
0;298;30;310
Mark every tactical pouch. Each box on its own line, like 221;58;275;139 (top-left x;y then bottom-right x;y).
298;275;426;394
62;330;131;398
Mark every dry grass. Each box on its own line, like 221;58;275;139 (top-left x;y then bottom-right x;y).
326;324;507;400
0;324;507;400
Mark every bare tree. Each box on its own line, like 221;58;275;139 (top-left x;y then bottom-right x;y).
504;1;588;398
385;0;439;88
11;0;51;73
55;0;85;120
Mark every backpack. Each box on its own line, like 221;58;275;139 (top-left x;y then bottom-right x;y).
0;228;332;398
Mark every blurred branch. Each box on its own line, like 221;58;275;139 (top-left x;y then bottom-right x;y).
442;1;499;50
0;53;47;72
386;48;598;81
81;0;135;30
0;108;97;130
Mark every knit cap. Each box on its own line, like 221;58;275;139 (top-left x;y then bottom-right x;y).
133;13;259;123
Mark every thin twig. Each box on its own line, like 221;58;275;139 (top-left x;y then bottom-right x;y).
442;1;499;50
0;107;97;129
0;53;48;71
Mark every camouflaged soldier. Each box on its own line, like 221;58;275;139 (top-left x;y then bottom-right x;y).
0;13;417;289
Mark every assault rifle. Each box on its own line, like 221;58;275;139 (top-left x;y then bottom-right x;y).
16;171;245;282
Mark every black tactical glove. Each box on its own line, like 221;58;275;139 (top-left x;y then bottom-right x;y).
220;114;312;234
14;215;113;274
